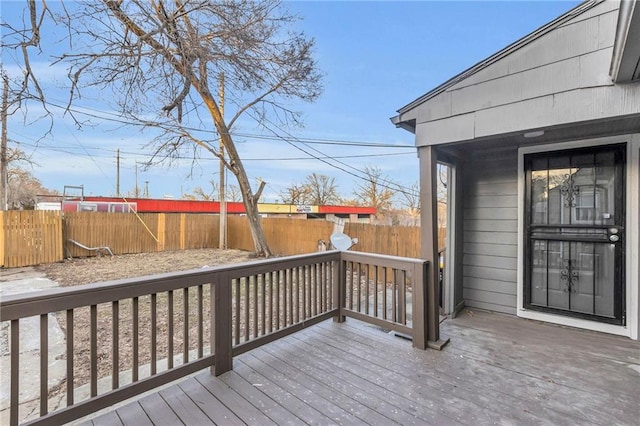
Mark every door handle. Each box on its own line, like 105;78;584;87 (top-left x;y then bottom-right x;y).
609;235;619;242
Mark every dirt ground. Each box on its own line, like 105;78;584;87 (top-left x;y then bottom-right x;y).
34;248;255;393
37;248;254;287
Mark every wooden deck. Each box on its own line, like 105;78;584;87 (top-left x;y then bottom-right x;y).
80;310;640;425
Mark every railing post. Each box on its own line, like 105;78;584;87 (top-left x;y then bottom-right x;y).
412;262;428;350
426;261;449;350
333;257;345;322
212;271;233;375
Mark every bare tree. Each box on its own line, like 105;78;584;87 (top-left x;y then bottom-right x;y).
184;181;242;202
353;165;396;215
304;173;340;205
400;181;420;216
227;184;241;202
7;0;322;257
280;182;311;205
1;1;54;119
5;146;58;209
184;179;218;201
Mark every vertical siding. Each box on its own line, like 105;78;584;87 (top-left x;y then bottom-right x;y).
462;147;518;314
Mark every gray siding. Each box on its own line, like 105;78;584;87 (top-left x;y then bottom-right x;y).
462;148;518;315
408;1;640;146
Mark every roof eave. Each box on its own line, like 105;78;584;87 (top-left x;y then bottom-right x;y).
610;0;640;82
390;115;416;134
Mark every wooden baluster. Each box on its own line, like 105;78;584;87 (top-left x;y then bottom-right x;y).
275;271;280;330
382;267;388;320
150;294;156;375
334;259;345;322
252;276;258;339
348;261;353;311
287;269;293;325
66;310;74;406
320;262;325;312
90;305;98;396
312;264;318;316
296;267;302;321
10;319;19;426
374;266;379;318
132;298;139;381
282;270;288;327
40;314;48;416
197;285;203;359
183;288;189;364
112;301;120;388
356;262;362;313
397;270;406;324
260;274;266;336
326;262;331;312
303;266;308;319
308;265;312;318
244;277;250;342
267;273;273;334
234;279;240;345
392;269;397;323
168;290;174;369
364;264;370;315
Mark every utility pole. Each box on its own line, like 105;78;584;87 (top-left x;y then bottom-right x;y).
135;162;139;197
1;73;8;210
144;180;149;198
116;149;120;197
219;73;227;249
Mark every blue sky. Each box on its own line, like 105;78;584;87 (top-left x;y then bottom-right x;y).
2;0;581;203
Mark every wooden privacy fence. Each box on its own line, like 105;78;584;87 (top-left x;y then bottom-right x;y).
1;210;445;268
0;211;63;268
227;216;445;258
63;212;219;258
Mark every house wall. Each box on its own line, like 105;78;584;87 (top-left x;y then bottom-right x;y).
408;1;640;147
461;146;519;314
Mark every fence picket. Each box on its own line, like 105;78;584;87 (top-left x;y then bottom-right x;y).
1;210;445;268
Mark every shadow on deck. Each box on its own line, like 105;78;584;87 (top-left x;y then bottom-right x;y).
82;310;640;425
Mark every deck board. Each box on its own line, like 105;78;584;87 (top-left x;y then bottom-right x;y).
111;402;153;426
136;392;183;426
84;310;640;425
308;319;589;424
156;385;214;425
89;410;123;426
193;375;277;426
259;345;424;425
176;378;245;426
246;347;400;425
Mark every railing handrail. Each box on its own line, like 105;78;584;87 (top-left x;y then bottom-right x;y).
340;250;426;268
0;251;341;321
2;250;435;426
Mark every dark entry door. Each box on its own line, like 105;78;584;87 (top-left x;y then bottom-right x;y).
524;144;625;325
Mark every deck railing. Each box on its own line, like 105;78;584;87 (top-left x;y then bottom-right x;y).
0;251;432;426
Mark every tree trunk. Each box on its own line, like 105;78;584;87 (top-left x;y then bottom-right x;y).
228;153;272;257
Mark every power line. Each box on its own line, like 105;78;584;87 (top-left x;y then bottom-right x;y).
12;138;414;162
250;112;420;198
13;98;420;197
33;98;416;149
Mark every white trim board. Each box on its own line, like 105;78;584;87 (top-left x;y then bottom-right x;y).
517;134;640;340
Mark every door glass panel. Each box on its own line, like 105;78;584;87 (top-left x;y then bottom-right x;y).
525;144;624;325
531;171;548;224
546;241;568;310
530;240;548;305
